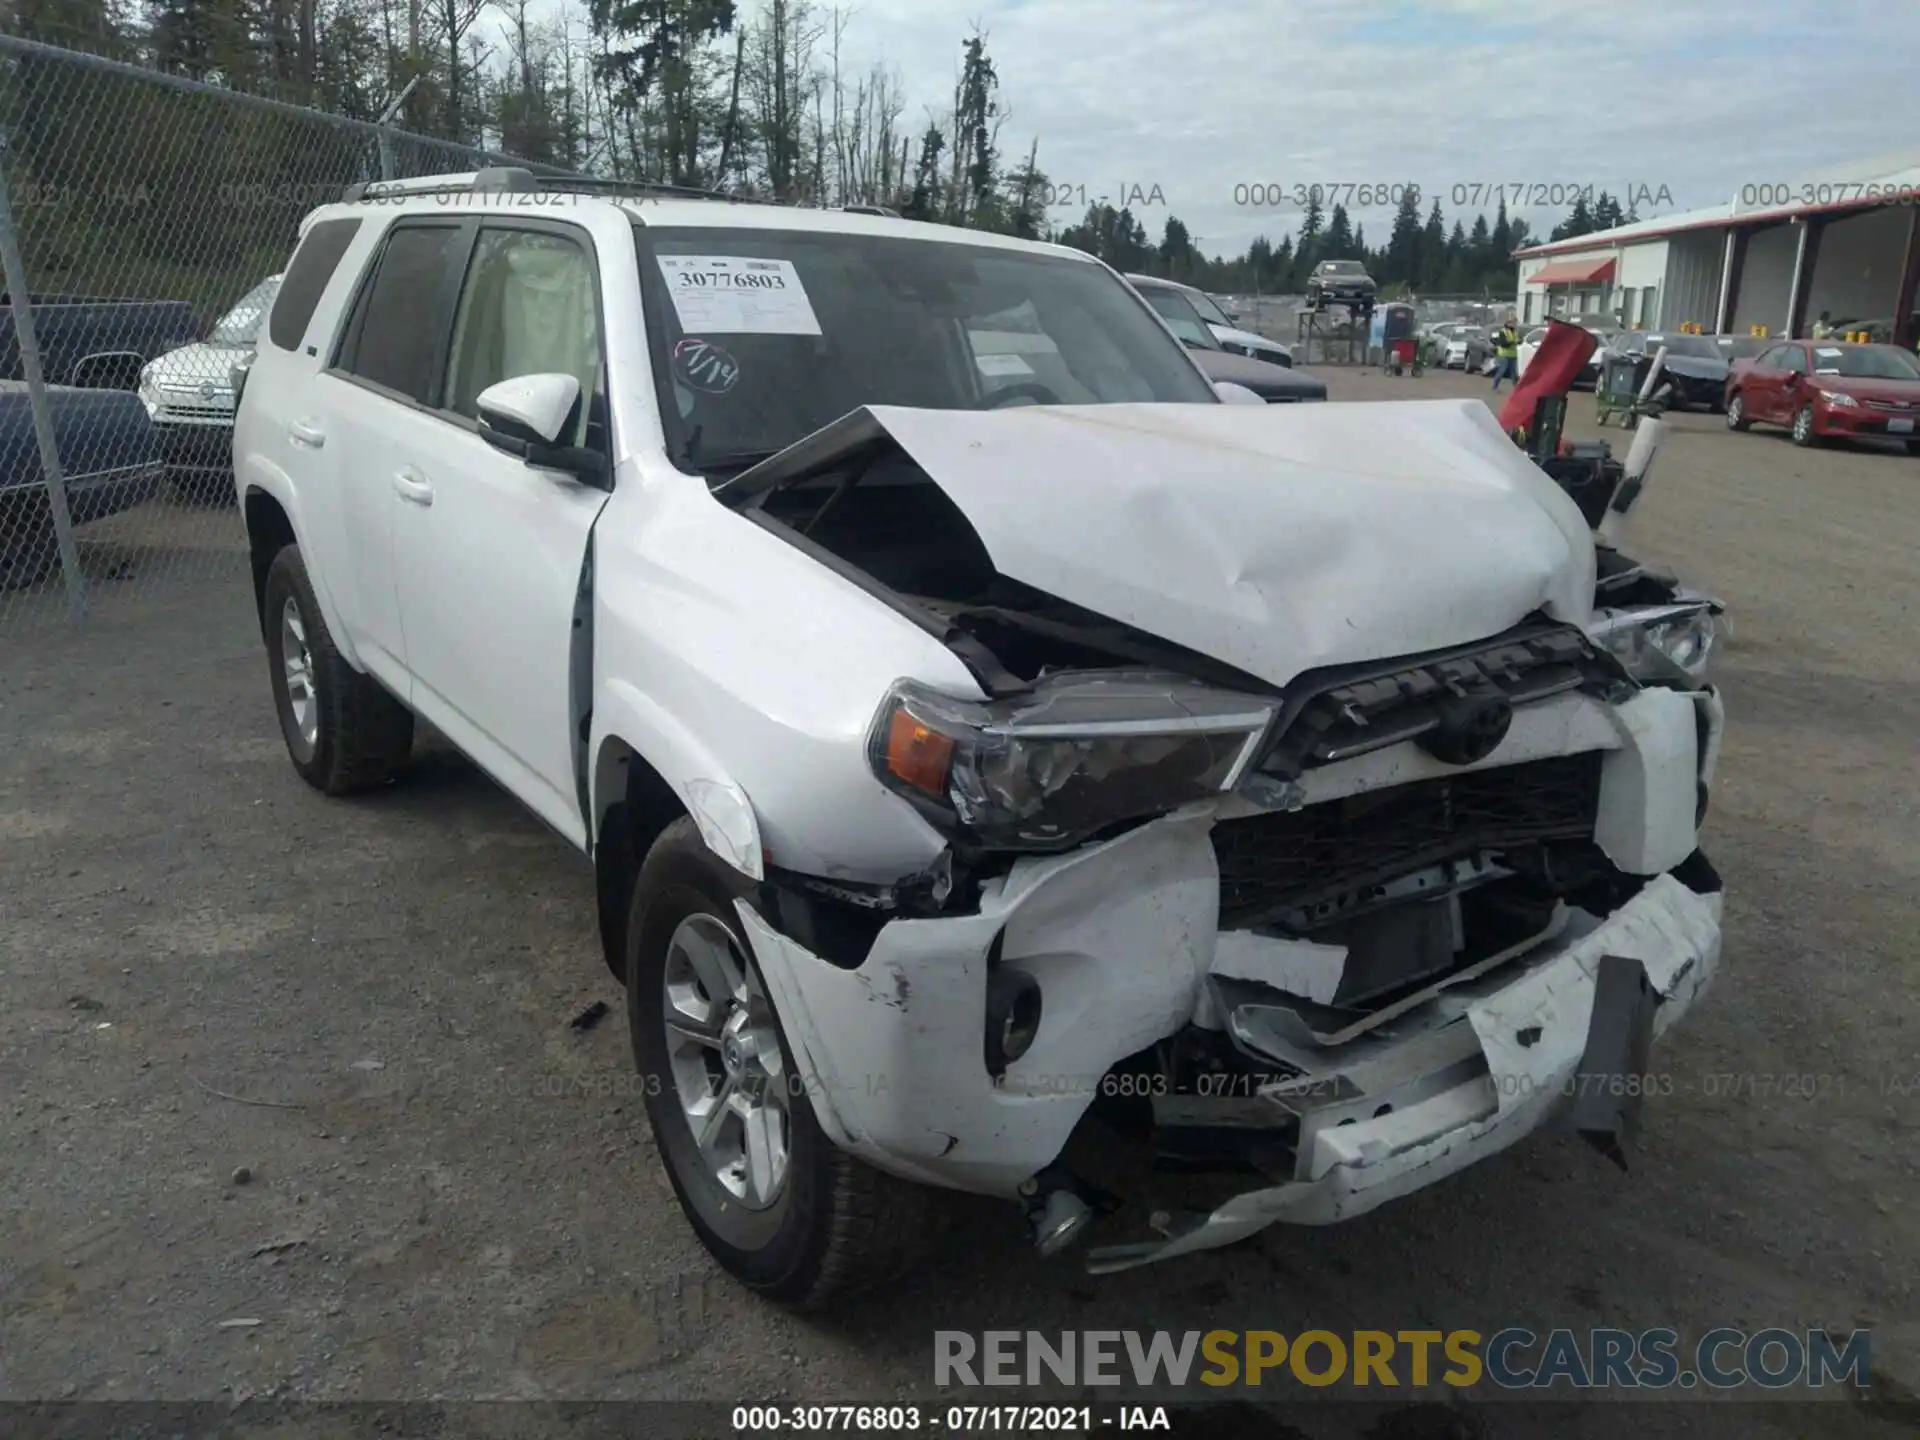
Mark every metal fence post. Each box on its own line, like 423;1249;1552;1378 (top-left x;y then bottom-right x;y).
0;128;86;620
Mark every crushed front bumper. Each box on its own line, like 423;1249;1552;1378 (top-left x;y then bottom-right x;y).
1083;873;1720;1270
738;687;1724;1261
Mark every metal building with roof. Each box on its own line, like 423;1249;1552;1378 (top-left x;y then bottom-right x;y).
1512;152;1920;342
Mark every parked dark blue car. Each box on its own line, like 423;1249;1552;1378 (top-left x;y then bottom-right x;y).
0;293;201;390
1;380;166;589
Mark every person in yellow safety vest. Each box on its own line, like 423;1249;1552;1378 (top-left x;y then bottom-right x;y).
1811;311;1834;340
1490;312;1521;393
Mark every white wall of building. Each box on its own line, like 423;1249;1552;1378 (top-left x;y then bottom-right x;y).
1613;241;1671;329
1730;222;1799;336
1805;205;1912;327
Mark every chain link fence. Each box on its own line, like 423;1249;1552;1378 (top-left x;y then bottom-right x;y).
0;34;569;632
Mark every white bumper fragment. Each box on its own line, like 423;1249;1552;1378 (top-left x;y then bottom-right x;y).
1084;875;1722;1271
739;811;1223;1196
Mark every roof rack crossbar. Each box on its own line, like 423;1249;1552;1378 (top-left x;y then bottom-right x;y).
340;166;792;208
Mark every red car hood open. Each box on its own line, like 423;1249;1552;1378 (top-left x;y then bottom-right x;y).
1499;320;1597;434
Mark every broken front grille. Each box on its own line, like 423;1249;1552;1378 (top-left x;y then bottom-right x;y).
1252;622;1621;781
1212;751;1604;929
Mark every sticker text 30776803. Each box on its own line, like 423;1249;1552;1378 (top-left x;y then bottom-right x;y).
656;255;823;336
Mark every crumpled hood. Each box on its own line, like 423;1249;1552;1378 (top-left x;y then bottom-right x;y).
1656;355;1729;382
740;399;1596;690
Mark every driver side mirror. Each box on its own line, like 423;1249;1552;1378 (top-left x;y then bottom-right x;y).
476;374;605;484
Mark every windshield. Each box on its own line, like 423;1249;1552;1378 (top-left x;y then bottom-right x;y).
1812;345;1920;380
1321;261;1364;274
1184;289;1234;327
1641;334;1722;360
1136;285;1222;350
637;227;1216;475
210;276;280;346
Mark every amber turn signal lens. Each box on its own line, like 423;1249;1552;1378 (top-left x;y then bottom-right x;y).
883;708;955;795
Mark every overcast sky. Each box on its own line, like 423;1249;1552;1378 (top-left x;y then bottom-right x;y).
547;0;1920;259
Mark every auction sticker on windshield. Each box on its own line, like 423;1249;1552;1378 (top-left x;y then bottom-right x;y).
656;255;821;335
976;353;1035;377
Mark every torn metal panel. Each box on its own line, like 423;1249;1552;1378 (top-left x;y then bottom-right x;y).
1593;686;1700;875
1084;876;1722;1272
736;812;1221;1197
1210;932;1347;1006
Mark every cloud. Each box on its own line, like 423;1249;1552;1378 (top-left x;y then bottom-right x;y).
815;0;1920;258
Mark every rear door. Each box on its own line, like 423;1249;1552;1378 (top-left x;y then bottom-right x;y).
314;219;469;693
388;219;612;847
1740;344;1786;420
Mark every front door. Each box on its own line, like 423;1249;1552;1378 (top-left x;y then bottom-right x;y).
389;221;612;847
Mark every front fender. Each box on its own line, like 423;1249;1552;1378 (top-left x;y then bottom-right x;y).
593;677;763;881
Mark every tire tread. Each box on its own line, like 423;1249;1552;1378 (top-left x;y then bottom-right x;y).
266;544;413;794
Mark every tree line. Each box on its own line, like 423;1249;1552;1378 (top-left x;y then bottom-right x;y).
1;0;1621;303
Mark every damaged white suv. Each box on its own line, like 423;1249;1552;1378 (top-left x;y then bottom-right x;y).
236;170;1726;1306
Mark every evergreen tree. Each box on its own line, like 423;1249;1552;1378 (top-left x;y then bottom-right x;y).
1324;201;1354;259
1296;187;1326;274
1385;187;1424;289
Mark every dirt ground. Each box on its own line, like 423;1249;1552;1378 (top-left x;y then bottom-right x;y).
3;371;1917;1439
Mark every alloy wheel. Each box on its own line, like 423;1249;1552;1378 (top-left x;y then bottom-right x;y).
661;912;791;1210
279;595;319;759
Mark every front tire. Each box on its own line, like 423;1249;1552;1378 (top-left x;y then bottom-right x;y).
262;544;414;794
1791;404;1820;447
1726;392;1750;431
627;817;934;1308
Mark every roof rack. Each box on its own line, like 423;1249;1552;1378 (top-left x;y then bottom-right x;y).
341;166;784;207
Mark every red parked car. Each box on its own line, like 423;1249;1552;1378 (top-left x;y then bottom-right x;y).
1724;339;1920;451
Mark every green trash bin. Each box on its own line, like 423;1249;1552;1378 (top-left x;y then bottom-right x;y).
1596;351;1660;430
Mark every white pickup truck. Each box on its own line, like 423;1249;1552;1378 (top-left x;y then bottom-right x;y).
234;169;1726;1307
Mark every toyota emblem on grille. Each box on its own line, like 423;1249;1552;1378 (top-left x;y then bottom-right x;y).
1418;693;1513;766
199;380;217;400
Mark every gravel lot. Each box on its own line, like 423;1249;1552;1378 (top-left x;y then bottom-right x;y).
3;371;1916;1438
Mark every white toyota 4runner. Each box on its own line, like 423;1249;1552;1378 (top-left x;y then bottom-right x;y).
235;169;1726;1306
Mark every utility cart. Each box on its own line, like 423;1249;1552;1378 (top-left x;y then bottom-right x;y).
1594;346;1669;429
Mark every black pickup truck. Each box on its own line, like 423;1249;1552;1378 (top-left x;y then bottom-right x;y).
1;379;166;589
0;292;200;390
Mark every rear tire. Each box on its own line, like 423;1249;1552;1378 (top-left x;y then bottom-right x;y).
1726;392;1750;431
1905;440;1920;457
628;817;935;1309
262;544;414;795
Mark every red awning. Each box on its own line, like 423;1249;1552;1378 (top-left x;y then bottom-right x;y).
1529;256;1616;286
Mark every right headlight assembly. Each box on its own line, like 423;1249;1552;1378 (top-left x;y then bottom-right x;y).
1588;600;1721;687
866;672;1277;853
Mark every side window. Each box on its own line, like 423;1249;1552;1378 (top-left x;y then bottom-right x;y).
1754;344;1785;368
442;227;603;449
269;217;361;352
1781;346;1809;375
338;223;463;401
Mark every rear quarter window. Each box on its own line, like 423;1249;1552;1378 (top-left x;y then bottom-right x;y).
268;218;362;352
